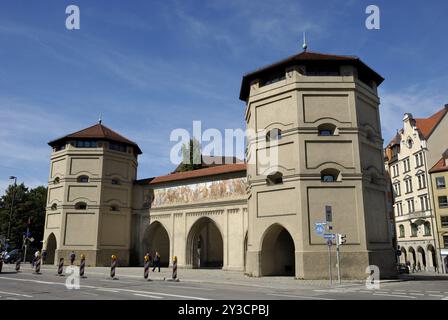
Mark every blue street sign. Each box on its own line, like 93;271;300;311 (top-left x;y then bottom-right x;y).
315;223;326;236
323;233;336;240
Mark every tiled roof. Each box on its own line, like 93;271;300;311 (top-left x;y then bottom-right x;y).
429;157;448;173
414;106;448;140
239;50;384;101
48;123;142;154
138;163;247;185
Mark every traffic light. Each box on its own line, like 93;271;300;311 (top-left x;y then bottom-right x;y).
337;234;347;245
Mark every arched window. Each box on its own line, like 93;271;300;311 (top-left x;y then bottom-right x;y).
424;221;431;236
110;205;120;212
75;202;87;210
411;223;418;237
77;175;89;183
266;128;282;142
318;123;336;136
51;203;58;211
399;225;405;238
53;177;60;184
111;179;120;185
267;172;283;185
321;168;340;182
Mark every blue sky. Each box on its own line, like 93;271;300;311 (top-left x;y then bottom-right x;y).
1;0;447;193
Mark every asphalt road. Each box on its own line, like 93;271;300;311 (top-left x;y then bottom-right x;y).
0;264;448;300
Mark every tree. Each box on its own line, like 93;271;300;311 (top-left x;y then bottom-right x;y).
178;138;202;172
0;183;47;251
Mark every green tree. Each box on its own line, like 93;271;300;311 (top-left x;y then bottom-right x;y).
178;138;202;172
0;184;47;251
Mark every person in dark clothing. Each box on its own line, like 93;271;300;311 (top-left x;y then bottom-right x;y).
69;251;76;265
152;251;161;272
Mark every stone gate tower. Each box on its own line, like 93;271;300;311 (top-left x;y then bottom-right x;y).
42;122;141;266
240;51;396;279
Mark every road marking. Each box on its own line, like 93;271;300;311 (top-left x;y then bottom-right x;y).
6;297;19;300
408;293;425;296
267;293;334;300
372;293;416;299
165;285;214;291
0;276;208;300
133;293;163;299
96;289;120;293
426;291;441;293
429;294;444;298
0;290;33;298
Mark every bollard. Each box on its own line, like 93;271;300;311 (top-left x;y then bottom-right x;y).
80;254;86;278
0;256;3;274
57;257;64;276
170;256;179;282
15;258;21;273
34;256;42;274
143;254;151;281
110;255;118;280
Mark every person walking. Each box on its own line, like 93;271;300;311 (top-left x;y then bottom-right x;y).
69;251;76;265
152;251;161;272
412;262;417;273
33;250;40;268
417;261;422;272
41;250;47;264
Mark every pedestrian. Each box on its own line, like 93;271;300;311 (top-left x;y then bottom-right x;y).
33;250;40;268
417;261;422;272
412;262;416;273
69;251;76;265
152;251;161;272
405;261;411;273
42;250;47;264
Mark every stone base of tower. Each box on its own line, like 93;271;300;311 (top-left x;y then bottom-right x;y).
56;249;130;267
245;249;397;280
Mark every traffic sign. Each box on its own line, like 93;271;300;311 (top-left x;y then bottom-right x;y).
324;233;336;240
315;222;326;236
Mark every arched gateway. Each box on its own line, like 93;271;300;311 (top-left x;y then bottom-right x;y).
142;221;170;267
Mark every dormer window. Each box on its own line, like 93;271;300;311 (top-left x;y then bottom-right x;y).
77;175;89;183
53;177;60;184
259;71;286;87
75;140;97;148
318;123;336;136
75;202;87;210
51;203;58;211
109;142;127;153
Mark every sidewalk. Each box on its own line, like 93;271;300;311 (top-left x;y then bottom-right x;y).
4;263;408;290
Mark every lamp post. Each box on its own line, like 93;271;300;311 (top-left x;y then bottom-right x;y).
6;176;17;248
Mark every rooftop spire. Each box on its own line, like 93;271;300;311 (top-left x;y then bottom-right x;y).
302;31;308;51
98;113;102;125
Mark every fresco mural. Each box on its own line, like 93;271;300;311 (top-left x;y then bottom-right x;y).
152;178;247;207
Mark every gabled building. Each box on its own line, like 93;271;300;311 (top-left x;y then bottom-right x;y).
385;106;448;272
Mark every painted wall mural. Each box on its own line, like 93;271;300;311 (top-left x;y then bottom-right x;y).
152;178;247;207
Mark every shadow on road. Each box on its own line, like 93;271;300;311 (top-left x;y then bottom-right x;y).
400;273;448;281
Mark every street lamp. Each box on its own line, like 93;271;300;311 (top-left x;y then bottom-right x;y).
6;176;17;247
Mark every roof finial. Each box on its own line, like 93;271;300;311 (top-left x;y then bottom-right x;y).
302;31;308;51
98;113;102;125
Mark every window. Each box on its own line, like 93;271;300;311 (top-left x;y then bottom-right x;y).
317;123;336;136
406;137;413;149
75;202;87;210
417;173;426;189
403;158;411;173
406;198;415;213
111;179;120;185
404;177;413;193
267;172;283;185
436;177;446;189
266;128;282;142
411;223;418;237
441;216;448;228
109;142;127;153
53;177;60;184
444;236;448;247
424;221;431;236
439;196;448;209
54;144;65;152
393;182;401;197
415;152;424;168
321;169;340;182
77;175;89;183
392;164;400;178
419;195;429;211
399;225;405;238
51;203;57;211
306;65;340;76
110;205;120;212
74;140;97;148
259;71;286;87
395;202;403;216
